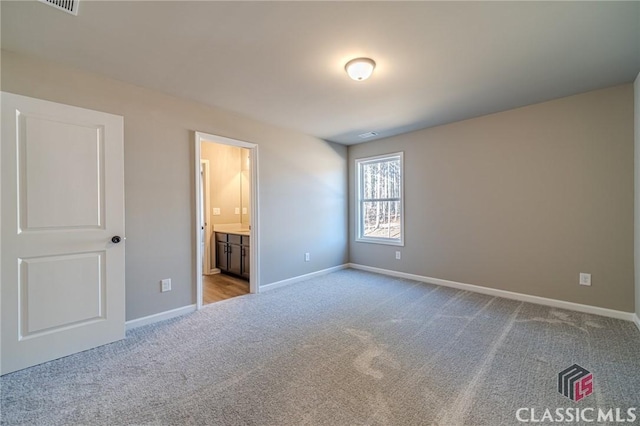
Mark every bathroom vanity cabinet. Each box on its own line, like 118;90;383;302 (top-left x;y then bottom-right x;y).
215;232;250;279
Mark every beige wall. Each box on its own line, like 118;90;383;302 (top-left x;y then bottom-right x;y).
349;85;635;312
200;142;243;226
0;50;348;321
635;73;640;319
241;148;251;226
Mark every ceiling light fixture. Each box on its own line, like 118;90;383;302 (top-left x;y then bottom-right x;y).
345;58;376;81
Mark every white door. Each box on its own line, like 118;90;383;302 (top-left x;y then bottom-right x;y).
1;93;125;375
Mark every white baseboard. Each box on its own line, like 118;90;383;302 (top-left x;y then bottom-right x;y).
348;263;635;322
260;264;349;292
633;314;640;332
125;304;197;331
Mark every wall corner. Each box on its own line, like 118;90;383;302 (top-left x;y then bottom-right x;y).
634;72;640;319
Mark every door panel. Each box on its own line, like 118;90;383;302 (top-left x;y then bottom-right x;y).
21;114;104;230
20;252;105;336
216;241;228;271
241;246;250;279
228;244;241;276
1;92;125;375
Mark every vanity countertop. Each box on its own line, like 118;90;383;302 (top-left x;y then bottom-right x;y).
218;229;250;237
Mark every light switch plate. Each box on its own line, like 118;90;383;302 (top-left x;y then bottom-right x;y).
213;208;220;215
161;278;172;292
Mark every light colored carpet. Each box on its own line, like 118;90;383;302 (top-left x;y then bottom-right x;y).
1;269;639;425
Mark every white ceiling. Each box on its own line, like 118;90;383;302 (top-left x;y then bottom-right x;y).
2;1;639;145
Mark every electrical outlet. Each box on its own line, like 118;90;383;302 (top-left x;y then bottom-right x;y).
579;273;591;286
161;278;172;292
305;253;310;262
235;207;240;215
395;251;401;260
212;208;220;216
242;207;247;214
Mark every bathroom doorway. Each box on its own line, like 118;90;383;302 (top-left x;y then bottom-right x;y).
194;132;259;309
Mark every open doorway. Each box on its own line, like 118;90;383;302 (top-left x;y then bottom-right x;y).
195;132;259;309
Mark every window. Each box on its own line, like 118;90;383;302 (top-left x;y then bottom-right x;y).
356;152;404;245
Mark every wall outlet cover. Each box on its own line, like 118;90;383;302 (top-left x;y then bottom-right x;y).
579;273;591;286
213;208;221;215
161;278;172;292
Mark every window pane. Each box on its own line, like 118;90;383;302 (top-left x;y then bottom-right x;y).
361;200;401;240
361;158;401;200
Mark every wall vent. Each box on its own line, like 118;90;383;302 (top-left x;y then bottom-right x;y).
39;0;79;15
358;131;379;139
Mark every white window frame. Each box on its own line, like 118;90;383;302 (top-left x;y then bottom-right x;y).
355;152;404;246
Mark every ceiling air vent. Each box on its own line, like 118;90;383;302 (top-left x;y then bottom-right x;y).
358;131;378;139
39;0;79;16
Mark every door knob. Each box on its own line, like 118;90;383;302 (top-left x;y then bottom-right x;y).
111;236;122;244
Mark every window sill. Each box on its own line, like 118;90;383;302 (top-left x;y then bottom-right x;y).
355;237;404;247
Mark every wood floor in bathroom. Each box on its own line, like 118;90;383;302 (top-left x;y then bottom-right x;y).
203;273;249;304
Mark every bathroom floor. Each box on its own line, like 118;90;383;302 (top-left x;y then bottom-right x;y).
203;273;249;305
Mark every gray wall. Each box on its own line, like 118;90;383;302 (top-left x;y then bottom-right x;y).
1;50;348;321
349;85;635;312
635;73;640;319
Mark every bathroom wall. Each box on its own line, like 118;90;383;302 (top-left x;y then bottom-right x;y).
241;148;251;226
200;142;242;227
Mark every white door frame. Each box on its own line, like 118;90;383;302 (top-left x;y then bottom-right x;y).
194;131;259;309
